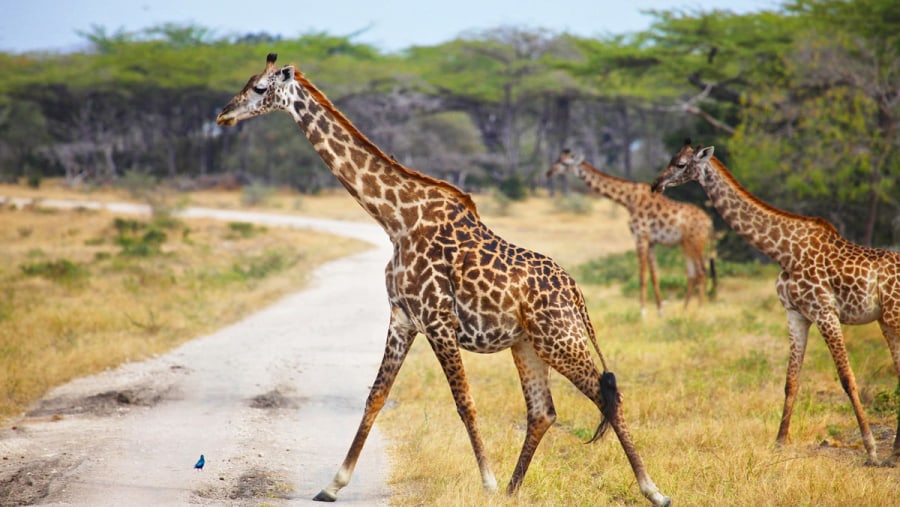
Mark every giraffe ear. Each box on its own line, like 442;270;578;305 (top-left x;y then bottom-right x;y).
695;146;714;162
280;66;296;82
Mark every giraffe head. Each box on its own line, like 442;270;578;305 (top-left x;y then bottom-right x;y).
216;53;296;126
651;138;714;193
546;149;585;177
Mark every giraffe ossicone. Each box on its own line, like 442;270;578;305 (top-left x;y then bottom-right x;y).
653;139;900;466
548;148;716;316
216;54;671;505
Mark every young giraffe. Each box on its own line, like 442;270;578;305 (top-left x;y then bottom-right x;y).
548;149;715;316
652;139;900;466
216;54;670;505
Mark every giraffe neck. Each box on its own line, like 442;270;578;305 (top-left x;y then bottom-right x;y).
576;161;639;208
699;156;837;268
285;70;478;237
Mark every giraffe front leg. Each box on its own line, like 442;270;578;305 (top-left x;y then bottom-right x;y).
426;326;497;493
314;314;416;502
776;309;811;447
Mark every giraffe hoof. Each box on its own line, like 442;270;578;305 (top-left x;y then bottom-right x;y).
313;490;338;502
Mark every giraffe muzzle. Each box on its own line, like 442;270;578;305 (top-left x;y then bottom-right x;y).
216;113;238;127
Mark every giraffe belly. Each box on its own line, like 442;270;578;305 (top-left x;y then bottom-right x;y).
454;307;522;353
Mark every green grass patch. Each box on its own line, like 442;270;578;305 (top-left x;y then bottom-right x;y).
19;259;88;284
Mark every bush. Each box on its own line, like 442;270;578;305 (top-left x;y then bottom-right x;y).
497;175;527;201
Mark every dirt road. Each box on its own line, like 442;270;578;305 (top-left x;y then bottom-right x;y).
0;201;394;506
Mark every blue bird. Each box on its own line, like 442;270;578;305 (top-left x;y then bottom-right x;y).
194;454;205;471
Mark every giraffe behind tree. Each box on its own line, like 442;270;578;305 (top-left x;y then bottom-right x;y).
652;139;900;466
548;149;715;316
216;54;671;505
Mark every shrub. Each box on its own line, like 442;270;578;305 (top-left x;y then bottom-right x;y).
497;174;527;201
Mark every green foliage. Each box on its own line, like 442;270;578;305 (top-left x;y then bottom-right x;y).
20;259;87;283
227;221;264;238
870;383;900;418
0;6;895;247
112;218;167;257
497;174;527;201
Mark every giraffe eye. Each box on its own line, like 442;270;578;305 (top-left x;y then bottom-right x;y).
675;163;687;169
252;84;267;95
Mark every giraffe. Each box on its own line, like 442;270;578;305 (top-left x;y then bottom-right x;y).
548;149;715;316
215;54;670;505
652;139;900;466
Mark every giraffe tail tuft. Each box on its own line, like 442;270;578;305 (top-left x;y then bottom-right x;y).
587;371;620;444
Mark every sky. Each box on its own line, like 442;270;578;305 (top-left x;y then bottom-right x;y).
1;0;781;54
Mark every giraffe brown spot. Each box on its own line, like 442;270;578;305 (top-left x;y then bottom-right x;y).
329;138;346;157
316;115;331;135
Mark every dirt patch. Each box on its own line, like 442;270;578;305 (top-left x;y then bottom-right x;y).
25;385;176;418
193;467;293;503
249;388;304;410
0;455;74;506
230;468;293;500
816;423;897;462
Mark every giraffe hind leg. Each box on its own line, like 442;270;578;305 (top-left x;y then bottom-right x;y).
878;317;900;466
507;340;556;495
817;314;878;464
528;325;669;506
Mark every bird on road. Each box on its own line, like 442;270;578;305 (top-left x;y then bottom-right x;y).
194;454;205;471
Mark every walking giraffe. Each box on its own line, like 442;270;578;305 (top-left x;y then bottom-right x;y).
216;54;670;505
652;139;900;466
548;149;715;316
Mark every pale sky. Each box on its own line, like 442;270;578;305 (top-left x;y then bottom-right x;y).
1;0;781;54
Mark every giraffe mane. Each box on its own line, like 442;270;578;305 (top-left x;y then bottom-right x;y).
579;159;634;186
293;69;480;219
708;156;838;235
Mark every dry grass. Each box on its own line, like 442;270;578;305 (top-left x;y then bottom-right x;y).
0;187;368;420
2;181;897;505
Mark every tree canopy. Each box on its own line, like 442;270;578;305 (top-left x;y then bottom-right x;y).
0;0;896;248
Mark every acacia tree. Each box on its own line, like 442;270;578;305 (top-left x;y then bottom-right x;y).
730;0;899;245
411;28;583;193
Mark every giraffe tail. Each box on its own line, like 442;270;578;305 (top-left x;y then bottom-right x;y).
708;257;718;299
587;371;619;444
575;288;618;444
575;288;609;372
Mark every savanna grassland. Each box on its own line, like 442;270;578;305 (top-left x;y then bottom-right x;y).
0;182;369;420
1;182;897;506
